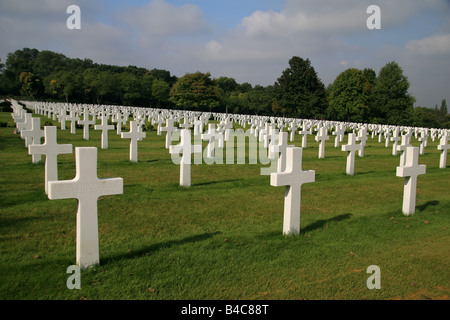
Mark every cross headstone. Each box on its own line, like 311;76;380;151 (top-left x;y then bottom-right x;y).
397;134;412;167
21;117;45;163
201;123;223;161
315;126;329;159
66;111;80;134
78;110;95;140
94;115;115;149
161;118;177;149
121;120;146;162
396;146;426;215
169;129;202;187
48;147;123;269
269;131;293;172
341;133;362;175
356;127;368;157
390;127;401;155
332;124;346;147
270;147;315;235
28;126;73;194
298;122;310;148
437;133;449;168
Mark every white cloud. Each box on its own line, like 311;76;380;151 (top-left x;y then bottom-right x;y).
123;0;209;36
405;33;450;56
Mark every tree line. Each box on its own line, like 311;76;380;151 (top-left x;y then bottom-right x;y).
0;48;448;129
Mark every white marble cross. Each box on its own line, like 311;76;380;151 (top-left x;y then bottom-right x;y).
356;127;368;157
121;120;146;162
332;124;346;147
201;123;222;160
78;110;96;140
396;146;426;215
169;129;202;187
161;118;177;149
28;126;72;194
94;115;115;149
270;147;315;235
397;135;412;167
179;116;193;130
269;131;293;172
113;113;127;135
21;117;43;147
390;127;401;155
315;126;329;159
341;133;362;175
66;111;80;134
48;147;123;269
298;122;310;148
418;130;429;155
437;133;449;169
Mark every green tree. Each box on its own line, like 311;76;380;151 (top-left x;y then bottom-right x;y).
151;78;170;108
327;68;370;122
169;72;221;112
440;99;447;117
272;56;327;118
372;61;415;125
19;72;44;98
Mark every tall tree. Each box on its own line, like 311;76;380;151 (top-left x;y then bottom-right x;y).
327;68;371;122
272;56;327;119
169;72;221;112
372;61;415;125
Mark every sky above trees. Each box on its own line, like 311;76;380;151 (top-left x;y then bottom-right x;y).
0;0;449;109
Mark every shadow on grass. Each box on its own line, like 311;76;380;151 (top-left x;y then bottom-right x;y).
102;232;221;265
302;213;352;233
192;179;243;187
416;200;439;212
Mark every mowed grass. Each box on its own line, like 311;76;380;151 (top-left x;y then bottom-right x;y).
0;109;449;300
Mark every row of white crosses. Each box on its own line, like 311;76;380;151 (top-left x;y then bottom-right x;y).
13;100;450;243
12;100;124;270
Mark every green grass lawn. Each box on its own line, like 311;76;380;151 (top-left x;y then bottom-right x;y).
0;109;449;300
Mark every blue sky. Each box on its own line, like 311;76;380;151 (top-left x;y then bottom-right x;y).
0;0;449;109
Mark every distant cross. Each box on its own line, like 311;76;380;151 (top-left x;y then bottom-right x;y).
152;115;165;136
315;126;329;159
396;146;426;215
121;120;146;162
270;147;315;235
78;109;95;140
341;133;362;175
28;126;72;194
287;122;298;142
332;124;346;147
390;127;401;155
160;118;177;149
179;116;193;130
48;147;123;269
66;111;80;134
94;115;115;149
201;123;223;161
21;117;44;163
418;130;429;155
113;113;127;135
269;131;294;172
58;108;68;131
397;135;412;166
437;133;449;168
298;122;310;148
384;128;391;147
193;117;204;136
169;129;202;187
356;127;368;157
17;113;32;139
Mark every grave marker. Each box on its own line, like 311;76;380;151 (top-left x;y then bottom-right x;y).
48;147;123;269
437;133;449;168
341;133;362;175
121;120;146;162
270;147;315;235
169;129;202;187
396;146;426;215
94;115;115;149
